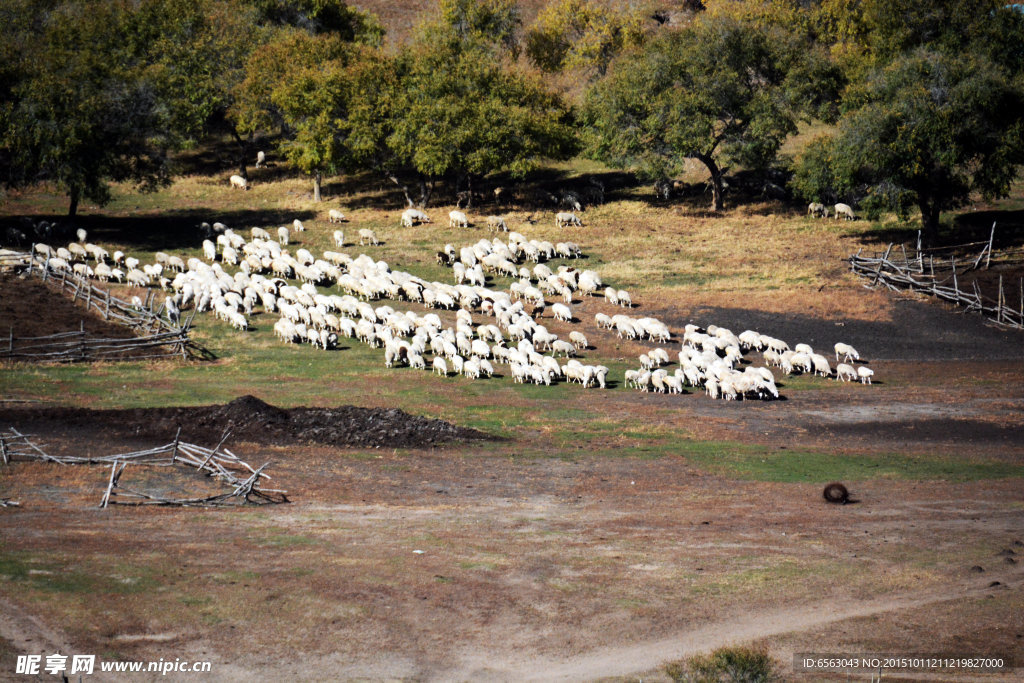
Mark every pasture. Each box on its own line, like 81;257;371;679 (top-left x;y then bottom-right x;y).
1;159;1023;681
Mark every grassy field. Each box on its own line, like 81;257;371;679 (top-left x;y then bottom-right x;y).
2;155;1023;681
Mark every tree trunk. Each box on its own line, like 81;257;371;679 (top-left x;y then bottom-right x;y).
416;176;433;208
466;174;474;209
230;127;250;180
68;186;80;217
313;171;322;202
919;196;941;242
696;153;724;212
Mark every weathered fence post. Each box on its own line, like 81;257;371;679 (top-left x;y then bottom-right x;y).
986;222;996;270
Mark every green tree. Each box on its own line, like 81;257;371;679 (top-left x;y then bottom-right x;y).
244;0;384;44
232;31;372;200
794;49;1024;239
386;41;577;207
0;0;269;214
525;0;645;78
1;1;208;215
585;15;834;211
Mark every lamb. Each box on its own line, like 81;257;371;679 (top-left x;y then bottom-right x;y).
449;210;469;228
836;363;857;382
555;212;582;228
486;215;508;233
358;229;379;246
857;366;874;384
834;203;855;220
328;209;346;223
292;218;305;232
604;287;619;306
834;342;859;363
229;174;249;190
808;202;827;218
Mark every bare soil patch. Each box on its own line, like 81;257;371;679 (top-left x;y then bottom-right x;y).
0;271;154;361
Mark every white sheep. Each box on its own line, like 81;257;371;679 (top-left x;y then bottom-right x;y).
836;363;857;382
486;215;508;232
449;210;469;228
551;302;572;322
332;230;344;248
834;203;855;220
401;208;431;227
293;218;305;232
834;342;859;363
277;226;289;245
617;290;632;307
555;212;582;228
857;366;874;384
229;174;248;190
808;202;827;218
256;150;266;168
328;209;346;223
75;228;88;243
358;229;379;246
569;331;588;349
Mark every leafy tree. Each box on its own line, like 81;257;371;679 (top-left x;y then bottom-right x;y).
1;1;208;215
424;0;522;57
794;49;1024;239
585;15;835;211
0;0;271;214
232;32;373;200
385;41;577;207
525;0;645;78
244;0;384;44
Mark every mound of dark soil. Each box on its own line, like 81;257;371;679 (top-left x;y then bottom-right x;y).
0;396;490;450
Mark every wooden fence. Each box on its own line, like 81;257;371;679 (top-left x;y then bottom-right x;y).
848;223;1024;329
0;428;287;507
2;251;211;361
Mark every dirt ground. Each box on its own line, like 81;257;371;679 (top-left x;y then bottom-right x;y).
2;277;1024;680
0;272;156;361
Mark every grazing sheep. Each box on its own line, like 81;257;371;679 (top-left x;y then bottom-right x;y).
332;230;344;248
811;353;832;377
401;208;431;227
358;229;379;246
834;203;855;220
551;302;572;322
229;174;249;190
569;331;588;349
277;226;289;245
857;366;874;384
834;342;859;363
555;211;582;228
486;215;508;232
256;150;266;168
449;210;469;228
836;363;857;382
76;228;88;243
293;218;305;232
808;202;827;218
328;209;346;223
617;290;632;307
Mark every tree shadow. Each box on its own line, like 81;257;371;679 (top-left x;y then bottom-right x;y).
2;208;319;251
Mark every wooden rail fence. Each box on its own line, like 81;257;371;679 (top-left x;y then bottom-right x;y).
848;223;1024;329
2;251;211;361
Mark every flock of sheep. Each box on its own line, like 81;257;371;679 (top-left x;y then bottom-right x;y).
27;192;876;401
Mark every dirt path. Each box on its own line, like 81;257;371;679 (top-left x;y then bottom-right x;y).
0;597;77;663
438;567;1024;682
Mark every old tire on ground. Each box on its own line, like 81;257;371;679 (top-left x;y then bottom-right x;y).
823;482;850;504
